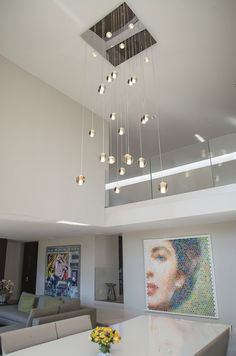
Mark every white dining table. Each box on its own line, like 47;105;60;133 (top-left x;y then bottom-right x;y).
8;315;230;356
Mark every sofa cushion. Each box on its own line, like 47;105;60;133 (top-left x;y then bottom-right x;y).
37;295;62;308
45;298;63;308
18;295;36;313
26;305;60;327
59;300;80;313
0;305;29;324
20;292;39;307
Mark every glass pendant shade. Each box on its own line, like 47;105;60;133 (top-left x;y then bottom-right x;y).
114;185;121;194
76;175;85;185
118;127;125;135
110;112;117;120
98;84;106;94
141;114;149;124
108;155;116;164
111;71;118;79
106;31;112;38
89;129;96;137
119;167;126;175
99;152;107;163
158;181;168;194
138;157;147;168
106;74;113;83
131;76;138;84
122;153;134;165
200;149;207;158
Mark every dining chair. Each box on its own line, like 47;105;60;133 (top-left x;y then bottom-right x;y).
1;322;57;355
55;314;92;339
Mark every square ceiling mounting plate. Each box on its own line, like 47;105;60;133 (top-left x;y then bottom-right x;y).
81;2;156;67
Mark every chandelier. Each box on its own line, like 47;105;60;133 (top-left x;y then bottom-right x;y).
77;2;168;194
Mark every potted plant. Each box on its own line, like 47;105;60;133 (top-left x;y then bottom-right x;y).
0;280;14;304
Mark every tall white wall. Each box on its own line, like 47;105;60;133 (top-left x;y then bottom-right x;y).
4;240;24;300
36;235;95;305
0;55;106;225
123;221;236;356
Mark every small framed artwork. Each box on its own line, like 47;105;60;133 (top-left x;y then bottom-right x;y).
144;235;218;318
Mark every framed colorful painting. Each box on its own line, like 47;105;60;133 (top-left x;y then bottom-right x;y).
144;235;218;318
44;245;81;298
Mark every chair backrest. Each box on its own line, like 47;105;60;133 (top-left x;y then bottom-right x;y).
55;314;92;339
1;322;57;355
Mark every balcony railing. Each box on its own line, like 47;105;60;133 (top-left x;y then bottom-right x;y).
105;133;236;207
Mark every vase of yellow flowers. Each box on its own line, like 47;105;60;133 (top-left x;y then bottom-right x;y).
89;326;121;355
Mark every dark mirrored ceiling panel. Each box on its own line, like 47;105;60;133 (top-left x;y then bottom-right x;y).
81;2;157;67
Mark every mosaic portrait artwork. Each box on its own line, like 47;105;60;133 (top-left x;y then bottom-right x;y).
45;245;80;298
144;236;218;317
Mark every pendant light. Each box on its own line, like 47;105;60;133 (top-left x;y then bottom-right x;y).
138;157;147;168
108;155;116;164
76;105;86;185
114;185;121;194
89;110;96;138
99;152;107;163
118;127;125;135
158;181;168;194
119;167;126;175
76;175;85;185
156;117;168;194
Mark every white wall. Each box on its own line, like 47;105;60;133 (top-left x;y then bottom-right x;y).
123;221;236;356
0;55;106;225
95;236;119;300
36;235;95;305
4;240;24;300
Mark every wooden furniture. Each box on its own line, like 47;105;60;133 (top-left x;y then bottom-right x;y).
105;283;116;301
5;315;231;356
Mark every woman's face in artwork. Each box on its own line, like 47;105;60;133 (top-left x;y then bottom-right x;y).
54;254;68;280
146;240;185;310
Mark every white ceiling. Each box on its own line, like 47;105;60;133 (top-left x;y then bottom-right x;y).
0;0;236;239
0;0;236;155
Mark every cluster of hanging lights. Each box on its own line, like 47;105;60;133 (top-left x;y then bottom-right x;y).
76;2;168;195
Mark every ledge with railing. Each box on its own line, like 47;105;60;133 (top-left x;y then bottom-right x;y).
105;133;236;207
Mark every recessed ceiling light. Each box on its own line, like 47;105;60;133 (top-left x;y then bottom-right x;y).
144;57;150;63
106;32;112;38
92;51;97;58
56;221;90;226
129;23;134;29
194;133;205;143
119;43;125;49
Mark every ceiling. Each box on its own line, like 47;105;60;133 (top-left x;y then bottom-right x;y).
1;208;236;242
0;0;236;240
0;0;236;157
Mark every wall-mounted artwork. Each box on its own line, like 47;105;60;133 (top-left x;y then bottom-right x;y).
144;235;218;318
45;245;80;298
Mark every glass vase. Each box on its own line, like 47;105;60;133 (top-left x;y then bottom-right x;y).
0;294;8;304
97;344;111;355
